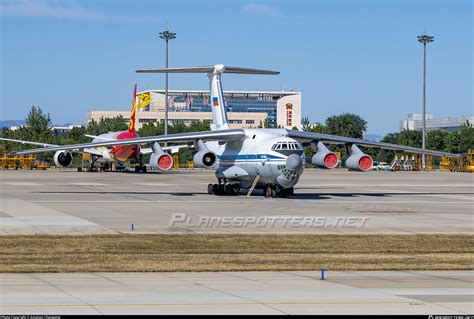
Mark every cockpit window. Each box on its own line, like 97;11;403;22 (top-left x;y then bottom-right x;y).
272;141;303;151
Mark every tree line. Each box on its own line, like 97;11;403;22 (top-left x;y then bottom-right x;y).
300;113;473;162
1;107;472;165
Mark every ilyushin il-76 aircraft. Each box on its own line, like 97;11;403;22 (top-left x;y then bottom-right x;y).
15;64;460;197
2;84;185;172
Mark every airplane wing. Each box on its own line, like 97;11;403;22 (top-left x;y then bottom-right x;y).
1;137;105;157
141;144;192;155
286;130;460;158
0;137;58;148
13;129;246;155
82;148;104;157
84;134;100;139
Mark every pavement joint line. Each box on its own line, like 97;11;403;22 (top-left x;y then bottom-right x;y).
11;200;474;204
429;301;470;315
192;282;289;315
30;273;104;315
0;300;439;308
404;270;474;284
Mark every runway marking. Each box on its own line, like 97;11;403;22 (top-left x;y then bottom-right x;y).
0;301;427;308
70;183;107;186
0;199;104;226
133;183;172;186
1;299;472;308
21;200;474;204
297;183;473;187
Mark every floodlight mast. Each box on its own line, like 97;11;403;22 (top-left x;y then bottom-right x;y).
159;30;176;146
417;34;434;171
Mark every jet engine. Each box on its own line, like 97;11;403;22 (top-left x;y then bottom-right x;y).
53;150;73;167
149;142;173;171
345;144;373;171
193;140;216;169
311;141;338;169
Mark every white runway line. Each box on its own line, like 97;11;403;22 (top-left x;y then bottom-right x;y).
20;200;474;204
2;182;41;186
0;198;106;227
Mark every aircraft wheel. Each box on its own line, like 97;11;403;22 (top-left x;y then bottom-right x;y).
271;189;277;198
207;184;213;195
264;185;272;198
135;165;140;173
141;165;147;173
233;185;240;195
212;184;219;195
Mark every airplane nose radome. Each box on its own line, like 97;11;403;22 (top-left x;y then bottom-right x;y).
286;153;303;170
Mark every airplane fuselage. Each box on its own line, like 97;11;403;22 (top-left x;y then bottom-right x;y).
92;131;140;163
208;129;305;189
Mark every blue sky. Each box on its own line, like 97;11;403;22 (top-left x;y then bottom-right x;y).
1;0;472;134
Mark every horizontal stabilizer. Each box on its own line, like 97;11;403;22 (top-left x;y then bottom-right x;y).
137;64;279;75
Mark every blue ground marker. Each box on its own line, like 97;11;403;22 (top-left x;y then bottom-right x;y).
131;224;134;231
321;269;325;280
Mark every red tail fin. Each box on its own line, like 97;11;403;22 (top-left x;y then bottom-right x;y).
128;83;138;135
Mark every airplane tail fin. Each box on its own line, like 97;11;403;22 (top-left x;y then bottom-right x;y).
128;84;138;135
136;65;279;131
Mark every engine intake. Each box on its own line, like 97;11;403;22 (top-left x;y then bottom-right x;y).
54;150;73;167
149;142;173;171
193;140;216;169
345;144;373;171
193;151;216;168
311;141;338;169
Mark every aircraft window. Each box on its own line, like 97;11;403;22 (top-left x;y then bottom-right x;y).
282;143;288;149
289;143;295;150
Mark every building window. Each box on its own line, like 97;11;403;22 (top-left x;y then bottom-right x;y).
246;120;255;124
139;119;157;123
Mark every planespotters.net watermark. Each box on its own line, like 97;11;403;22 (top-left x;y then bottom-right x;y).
169;213;370;229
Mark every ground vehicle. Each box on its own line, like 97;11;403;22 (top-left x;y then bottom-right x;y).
372;161;389;171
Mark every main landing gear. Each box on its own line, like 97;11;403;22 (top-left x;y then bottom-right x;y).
207;178;293;198
134;154;147;173
207;178;240;196
134;164;147;173
263;184;294;198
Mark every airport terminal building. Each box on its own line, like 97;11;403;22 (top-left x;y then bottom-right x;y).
88;89;301;130
400;113;474;132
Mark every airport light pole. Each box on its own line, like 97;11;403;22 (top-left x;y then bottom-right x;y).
159;30;176;143
417;34;434;171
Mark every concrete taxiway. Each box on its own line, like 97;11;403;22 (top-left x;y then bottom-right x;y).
0;169;472;234
1;271;472;315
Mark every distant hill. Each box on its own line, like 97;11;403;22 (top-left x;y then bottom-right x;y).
0;120;83;129
0;120;25;128
364;133;384;142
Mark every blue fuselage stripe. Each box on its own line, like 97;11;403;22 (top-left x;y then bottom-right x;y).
217;154;285;162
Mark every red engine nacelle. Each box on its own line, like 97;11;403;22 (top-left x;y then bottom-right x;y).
311;142;338;169
150;152;173;171
345;145;373;171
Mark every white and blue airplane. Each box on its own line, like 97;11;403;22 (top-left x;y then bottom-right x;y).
14;64;460;197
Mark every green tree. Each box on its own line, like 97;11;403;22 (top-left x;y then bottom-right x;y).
325;113;367;138
301;117;311;131
427;130;449;151
87;116;128;135
397;130;422;148
458;121;474;153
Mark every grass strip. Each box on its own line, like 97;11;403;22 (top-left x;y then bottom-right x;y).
0;234;472;272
